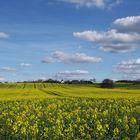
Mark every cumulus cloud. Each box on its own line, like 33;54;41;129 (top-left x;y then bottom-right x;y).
57;0;122;9
42;51;102;63
74;15;140;53
74;30;140;43
19;63;32;67
0;32;9;39
114;58;140;79
56;70;90;79
113;15;140;33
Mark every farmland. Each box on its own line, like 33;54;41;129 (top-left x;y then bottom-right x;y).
0;83;140;139
0;82;140;100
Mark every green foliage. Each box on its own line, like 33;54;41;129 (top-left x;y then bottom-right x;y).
0;98;140;139
101;79;114;88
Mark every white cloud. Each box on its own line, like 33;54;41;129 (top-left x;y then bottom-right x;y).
74;29;140;43
114;58;140;79
118;58;140;65
0;32;9;39
99;44;136;53
19;63;32;67
56;70;90;79
58;0;105;8
73;15;140;53
113;15;140;33
58;70;89;75
42;51;102;63
74;29;140;53
0;77;6;82
57;0;122;9
39;77;47;81
0;67;16;72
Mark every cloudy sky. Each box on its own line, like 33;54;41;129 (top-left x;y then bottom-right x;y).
0;0;140;82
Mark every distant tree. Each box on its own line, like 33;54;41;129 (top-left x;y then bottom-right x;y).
64;79;94;84
36;79;44;83
44;79;60;83
71;80;80;84
64;80;72;84
101;79;114;88
80;80;93;84
90;78;96;83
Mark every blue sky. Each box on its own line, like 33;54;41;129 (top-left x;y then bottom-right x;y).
0;0;140;82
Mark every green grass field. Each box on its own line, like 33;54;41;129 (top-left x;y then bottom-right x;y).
0;83;140;139
0;82;140;100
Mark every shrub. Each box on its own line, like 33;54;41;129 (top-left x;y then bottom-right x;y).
101;79;114;88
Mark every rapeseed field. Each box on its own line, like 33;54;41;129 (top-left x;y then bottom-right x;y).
0;83;140;139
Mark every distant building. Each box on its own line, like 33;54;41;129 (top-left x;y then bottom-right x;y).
61;80;64;84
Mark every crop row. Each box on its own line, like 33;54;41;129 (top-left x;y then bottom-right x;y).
0;83;64;89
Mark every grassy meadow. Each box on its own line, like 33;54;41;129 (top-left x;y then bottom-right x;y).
0;82;140;139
